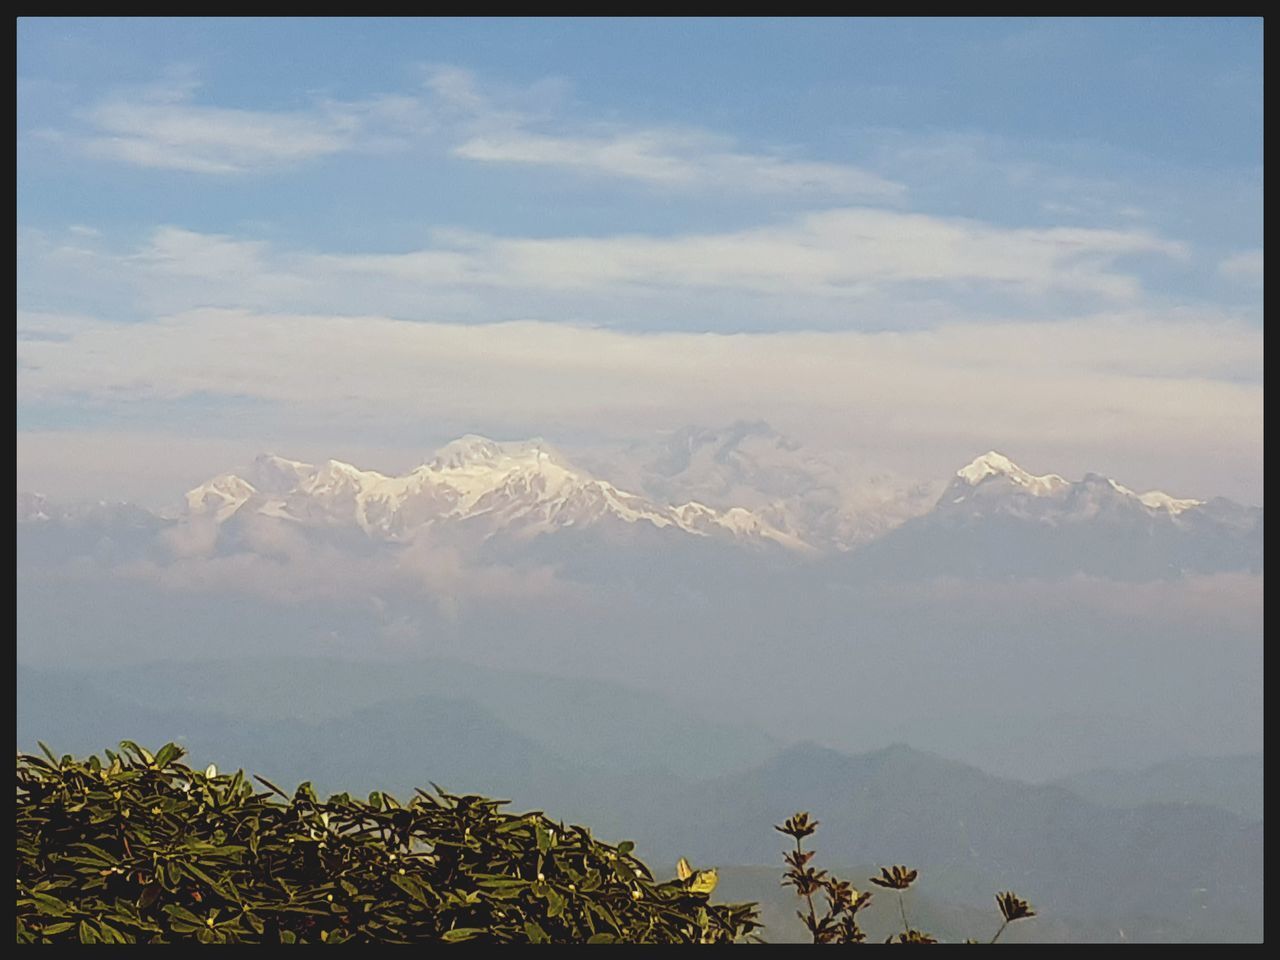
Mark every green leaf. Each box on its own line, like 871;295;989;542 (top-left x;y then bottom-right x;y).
163;904;207;927
524;921;550;943
138;883;163;910
68;841;116;864
252;774;290;799
24;891;70;916
154;743;185;767
118;740;154;765
547;887;566;918
391;874;430;906
97;919;128;944
442;927;486;942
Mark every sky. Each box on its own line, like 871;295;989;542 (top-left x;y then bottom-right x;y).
16;18;1264;505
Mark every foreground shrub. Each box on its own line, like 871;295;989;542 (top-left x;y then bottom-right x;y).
16;743;761;944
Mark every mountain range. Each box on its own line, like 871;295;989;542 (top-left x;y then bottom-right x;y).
16;427;1263;816
16;426;1263;580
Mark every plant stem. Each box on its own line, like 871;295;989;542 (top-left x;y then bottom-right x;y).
796;837;820;942
898;891;911;936
991;919;1010;944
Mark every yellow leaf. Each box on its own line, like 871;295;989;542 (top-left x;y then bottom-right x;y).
676;857;693;881
690;868;718;894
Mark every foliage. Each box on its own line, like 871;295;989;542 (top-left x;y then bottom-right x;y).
776;812;1036;944
16;742;761;944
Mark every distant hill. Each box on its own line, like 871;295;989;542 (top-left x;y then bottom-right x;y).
17;665;1262;942
842;452;1262;581
16;656;776;783
640;743;1262;941
1053;754;1263;822
14;664;577;801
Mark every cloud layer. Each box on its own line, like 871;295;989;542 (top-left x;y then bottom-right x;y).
17;58;1263;506
17;303;1263;504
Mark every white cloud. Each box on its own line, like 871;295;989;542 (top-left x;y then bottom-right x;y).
17;310;101;342
1218;248;1264;285
455;130;906;199
83;97;358;174
28;212;1185;327
15;307;1263;503
456;210;1183;299
114;514;579;612
438;64;906;200
60;63;903;198
71;78;436;174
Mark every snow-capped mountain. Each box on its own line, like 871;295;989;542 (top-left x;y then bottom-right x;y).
17;490;158;530
181;436;808;551
845;451;1262;580
596;421;941;550
939;451;1206;525
18;441;1261;580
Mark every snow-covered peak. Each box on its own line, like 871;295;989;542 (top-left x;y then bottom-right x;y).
185;473;257;521
319;458;368;477
246;454;314;495
429;435;504;470
942;456;1215;526
253;453;311;471
955;451;1069;497
296;460;384;494
957;451;1018;484
1088;476;1202;514
1137;490;1204;515
175;435;806;550
428;435;571;473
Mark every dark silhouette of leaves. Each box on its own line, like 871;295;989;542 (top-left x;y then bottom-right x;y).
16;743;761;944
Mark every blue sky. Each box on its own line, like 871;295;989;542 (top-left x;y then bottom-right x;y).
16;18;1264;503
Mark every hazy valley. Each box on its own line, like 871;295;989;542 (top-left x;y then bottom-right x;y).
17;427;1263;942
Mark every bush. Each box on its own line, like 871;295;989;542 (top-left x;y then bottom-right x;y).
16;742;761;944
17;743;1036;944
776;812;1035;943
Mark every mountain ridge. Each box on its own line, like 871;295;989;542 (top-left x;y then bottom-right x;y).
17;431;1262;578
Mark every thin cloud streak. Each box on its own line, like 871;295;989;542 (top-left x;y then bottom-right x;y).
82;95;362;174
1218;249;1264;285
24;212;1187;326
455;130;906;199
63;63;904;201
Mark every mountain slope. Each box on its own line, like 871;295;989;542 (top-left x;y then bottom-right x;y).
17;657;778;784
841;451;1262;579
1053;754;1264;822
17;440;1262;579
637;742;1262;939
181;436;806;551
599;421;941;550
